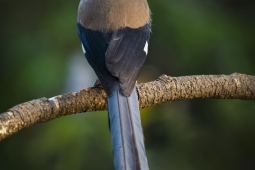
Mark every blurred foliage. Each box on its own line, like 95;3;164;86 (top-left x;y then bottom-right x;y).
0;0;255;169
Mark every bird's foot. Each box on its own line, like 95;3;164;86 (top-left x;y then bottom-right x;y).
93;79;102;88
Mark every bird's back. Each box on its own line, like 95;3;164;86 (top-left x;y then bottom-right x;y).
77;0;150;32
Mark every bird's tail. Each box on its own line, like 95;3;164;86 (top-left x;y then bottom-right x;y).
107;83;149;170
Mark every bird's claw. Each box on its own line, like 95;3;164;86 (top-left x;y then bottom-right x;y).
93;79;102;88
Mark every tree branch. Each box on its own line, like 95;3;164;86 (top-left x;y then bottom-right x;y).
0;73;254;141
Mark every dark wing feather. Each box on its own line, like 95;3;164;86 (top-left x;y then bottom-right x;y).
77;23;150;96
77;23;117;96
106;25;150;96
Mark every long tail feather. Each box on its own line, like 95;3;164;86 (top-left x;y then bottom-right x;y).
107;83;149;170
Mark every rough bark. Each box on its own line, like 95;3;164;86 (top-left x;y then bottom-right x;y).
0;73;254;141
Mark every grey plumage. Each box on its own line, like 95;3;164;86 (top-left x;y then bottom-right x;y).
108;83;149;170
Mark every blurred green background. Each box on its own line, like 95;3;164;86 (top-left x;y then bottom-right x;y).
0;0;255;169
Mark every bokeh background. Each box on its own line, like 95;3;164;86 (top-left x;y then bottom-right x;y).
0;0;255;169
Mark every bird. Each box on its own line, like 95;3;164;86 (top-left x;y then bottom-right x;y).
77;0;151;169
